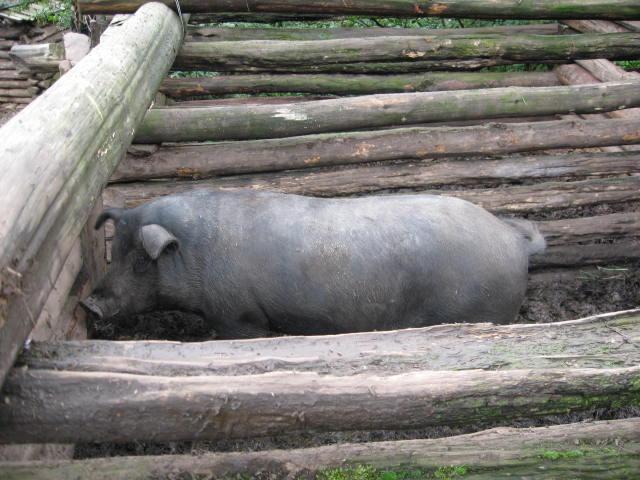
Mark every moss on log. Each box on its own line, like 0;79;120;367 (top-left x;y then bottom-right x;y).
173;33;640;72
1;419;638;479
160;71;560;97
76;0;640;19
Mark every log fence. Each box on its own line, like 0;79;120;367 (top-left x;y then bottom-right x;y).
1;1;640;477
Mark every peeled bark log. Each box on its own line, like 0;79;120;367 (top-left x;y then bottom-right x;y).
104;176;640;214
0;87;37;97
0;70;28;80
173;33;640;72
160;71;560;97
0;97;32;104
76;0;640;19
8;43;64;73
0;79;37;89
135;81;640;143
554;64;600;84
1;419;638;479
0;364;639;443
165;95;336;107
0;3;182;387
17;309;640;376
187;23;560;41
118;117;640;181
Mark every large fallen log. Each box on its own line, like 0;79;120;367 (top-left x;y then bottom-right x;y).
160;71;560;97
117;117;640;181
188;23;560;41
173;33;640;72
2;418;639;479
16;309;640;376
0;3;182;387
76;0;640;19
104;176;640;214
135;81;640;143
1;363;639;443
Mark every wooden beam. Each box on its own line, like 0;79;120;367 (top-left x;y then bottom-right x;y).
1;418;638;479
0;3;183;387
135;82;640;143
118;118;640;181
76;0;640;19
160;71;560;98
173;33;640;73
17;309;640;376
8;43;64;73
104;176;640;214
187;23;560;42
1;363;638;443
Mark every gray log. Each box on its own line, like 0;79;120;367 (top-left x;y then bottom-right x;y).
1;418;638;479
0;363;638;443
135;82;640;143
0;3;183;387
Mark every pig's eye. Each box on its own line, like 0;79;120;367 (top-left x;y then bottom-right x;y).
133;255;151;273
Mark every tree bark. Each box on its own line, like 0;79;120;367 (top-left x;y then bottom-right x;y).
160;71;560;98
117;117;640;181
0;364;639;443
112;150;640;189
1;418;638;479
76;0;640;19
17;309;640;376
104;176;640;214
0;4;182;387
135;82;640;143
173;33;640;72
187;23;560;42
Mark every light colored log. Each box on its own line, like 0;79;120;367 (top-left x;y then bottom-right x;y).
1;419;638;479
76;0;640;19
0;3;183;387
117;117;640;181
0;364;638;443
135;81;640;143
18;309;640;376
0;87;37;98
8;43;64;73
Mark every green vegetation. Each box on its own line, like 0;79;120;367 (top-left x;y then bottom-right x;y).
615;60;640;71
316;465;468;480
21;0;74;28
540;449;586;461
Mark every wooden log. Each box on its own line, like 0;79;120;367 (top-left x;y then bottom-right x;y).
0;87;37;98
1;418;638;479
8;43;64;73
112;150;640;190
0;70;28;80
160;95;336;107
174;33;640;73
0;96;32;104
136;81;640;143
1;363;639;443
187;23;560;42
0;3;182;387
190;12;339;23
104;176;640;214
160;71;560;98
0;79;37;89
117;117;640;181
554;64;600;84
17;309;640;376
618;20;640;31
76;0;640;19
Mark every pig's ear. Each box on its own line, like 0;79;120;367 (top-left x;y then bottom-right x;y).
95;208;124;230
140;224;178;260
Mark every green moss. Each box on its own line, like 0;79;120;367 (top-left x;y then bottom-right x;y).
433;465;468;479
315;465;467;480
540;449;586;461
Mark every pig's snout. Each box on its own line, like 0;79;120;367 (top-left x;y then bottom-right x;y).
80;295;105;320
